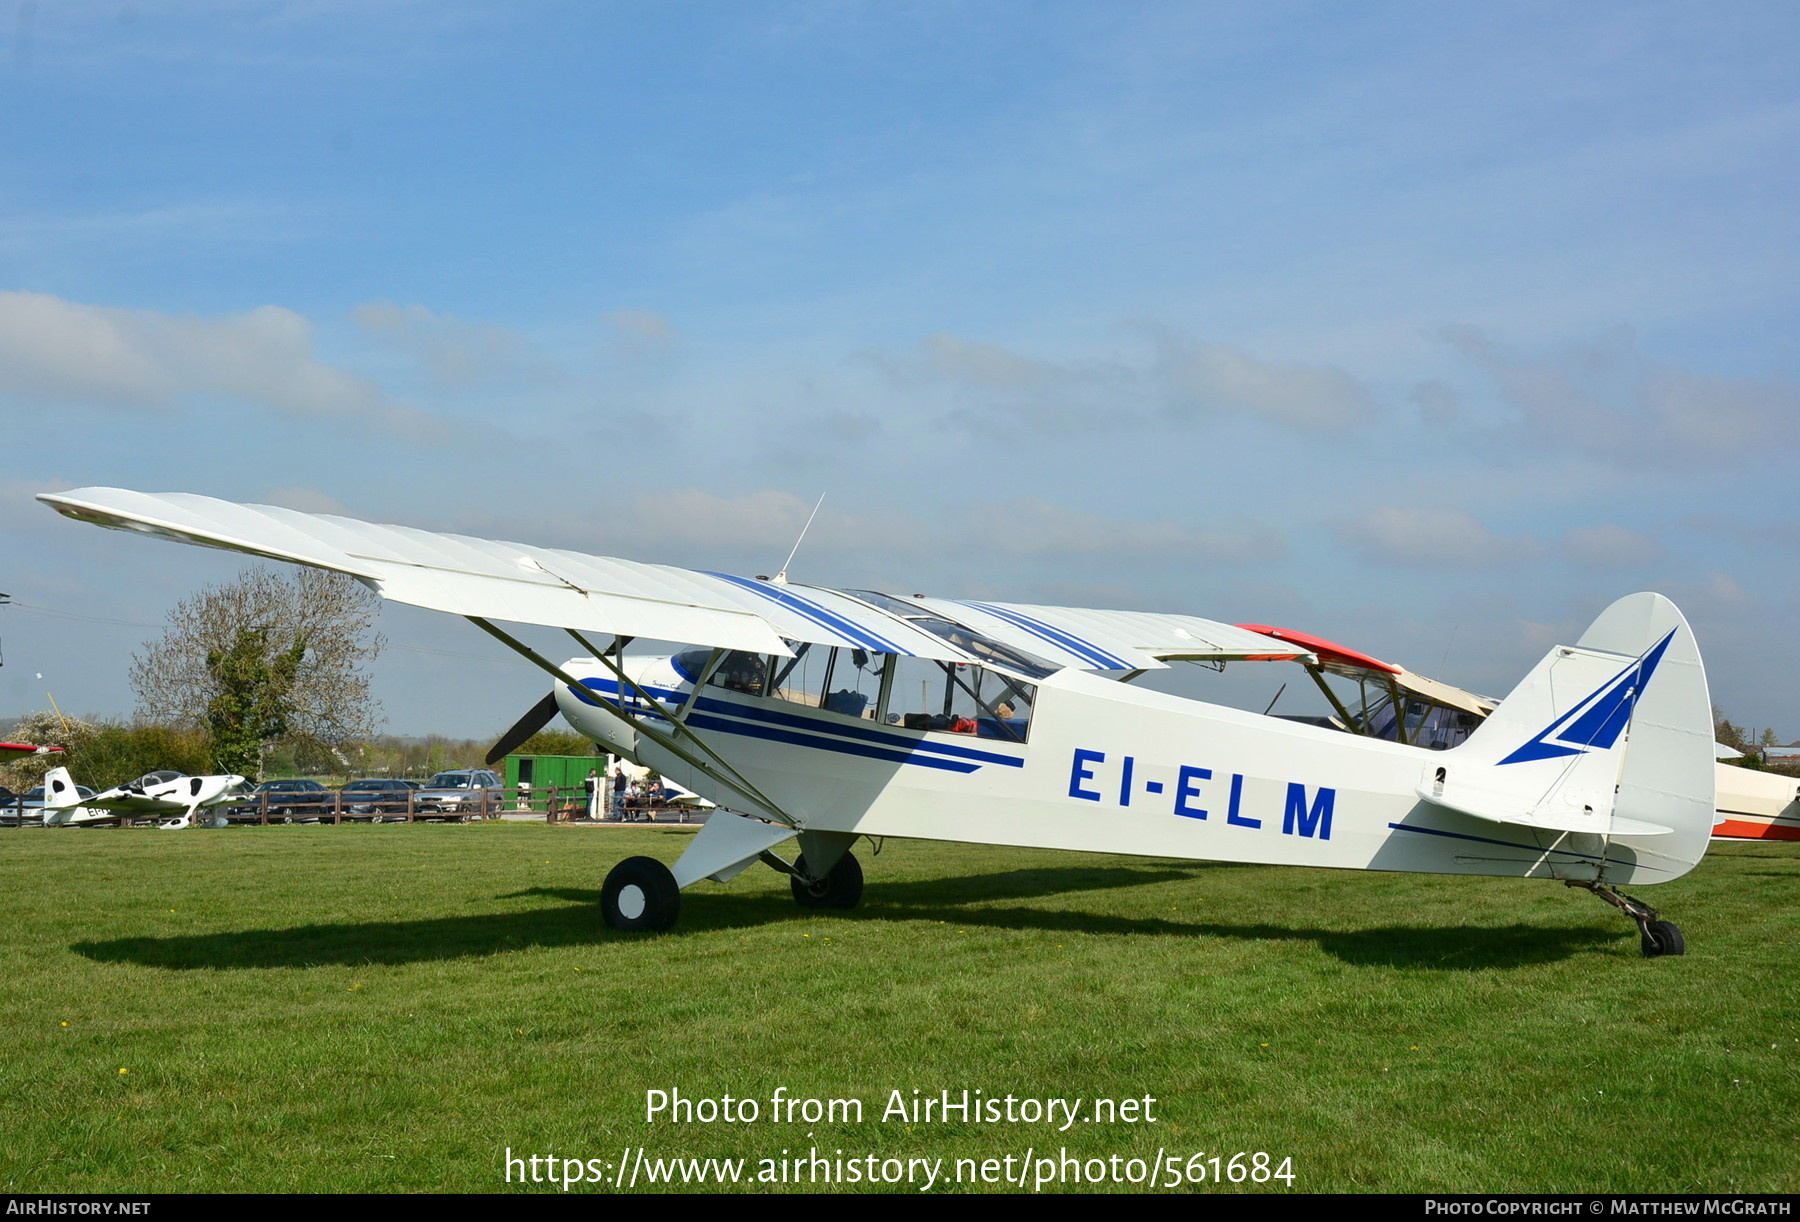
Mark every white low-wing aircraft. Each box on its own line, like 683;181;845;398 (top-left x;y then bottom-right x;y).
41;488;1717;955
41;765;245;829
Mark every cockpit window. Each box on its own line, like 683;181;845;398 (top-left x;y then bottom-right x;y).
842;590;1056;679
671;649;770;696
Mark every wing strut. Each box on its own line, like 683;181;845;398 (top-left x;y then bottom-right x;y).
676;647;725;718
466;618;798;828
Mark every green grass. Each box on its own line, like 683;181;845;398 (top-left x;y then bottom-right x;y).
1;823;1796;1193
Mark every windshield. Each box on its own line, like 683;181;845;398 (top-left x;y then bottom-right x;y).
427;773;478;788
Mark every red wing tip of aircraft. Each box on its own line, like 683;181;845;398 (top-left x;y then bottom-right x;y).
1233;625;1403;675
0;742;64;756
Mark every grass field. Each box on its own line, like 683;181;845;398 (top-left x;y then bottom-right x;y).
0;822;1795;1194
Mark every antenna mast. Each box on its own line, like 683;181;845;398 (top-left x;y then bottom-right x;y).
772;494;826;585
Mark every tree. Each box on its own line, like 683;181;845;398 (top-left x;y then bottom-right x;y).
131;567;384;779
505;727;597;757
1714;707;1748;752
0;711;211;792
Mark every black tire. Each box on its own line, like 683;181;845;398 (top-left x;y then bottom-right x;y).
603;856;681;932
1641;919;1686;958
791;850;864;910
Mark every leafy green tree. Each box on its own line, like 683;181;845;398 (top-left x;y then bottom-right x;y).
507;727;596;757
131;567;384;782
205;627;308;777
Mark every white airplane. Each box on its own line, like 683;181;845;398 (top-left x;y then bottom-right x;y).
40;488;1717;955
41;765;246;829
1233;623;1800;845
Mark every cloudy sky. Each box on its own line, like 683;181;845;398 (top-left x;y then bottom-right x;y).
3;1;1797;742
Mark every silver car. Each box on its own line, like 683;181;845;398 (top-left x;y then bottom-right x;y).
412;769;503;821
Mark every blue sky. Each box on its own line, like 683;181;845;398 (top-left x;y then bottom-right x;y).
3;1;1797;741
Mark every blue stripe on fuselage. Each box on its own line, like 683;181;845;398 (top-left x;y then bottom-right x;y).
568;676;1024;773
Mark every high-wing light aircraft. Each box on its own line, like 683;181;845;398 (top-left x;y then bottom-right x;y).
41;765;246;829
1234;623;1800;844
41;488;1717;955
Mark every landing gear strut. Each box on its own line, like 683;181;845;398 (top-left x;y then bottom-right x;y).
1567;880;1686;958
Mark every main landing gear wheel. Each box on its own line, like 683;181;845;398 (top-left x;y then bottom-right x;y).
1640;919;1686;958
791;850;863;910
602;856;681;932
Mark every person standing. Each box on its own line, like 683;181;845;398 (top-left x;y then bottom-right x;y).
611;763;628;821
583;769;601;821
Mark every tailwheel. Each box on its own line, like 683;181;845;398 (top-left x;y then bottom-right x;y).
791;850;863;910
1566;880;1687;958
603;856;681;932
1640;919;1686;958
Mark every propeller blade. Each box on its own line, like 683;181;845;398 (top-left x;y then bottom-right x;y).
485;692;562;765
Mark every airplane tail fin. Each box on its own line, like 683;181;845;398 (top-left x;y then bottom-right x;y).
1419;593;1714;877
40;766;82;825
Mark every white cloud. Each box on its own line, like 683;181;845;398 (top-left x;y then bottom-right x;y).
352;300;563;389
0;290;434;433
1331;507;1536;568
602;309;680;363
1441;325;1800;465
1562;523;1663;567
1148;330;1376;431
1411;379;1461;424
868;327;1378;437
917;333;1059;391
962;498;1284;564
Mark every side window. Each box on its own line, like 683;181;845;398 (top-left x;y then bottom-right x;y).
819;647;887;719
882;658;1034;741
767;642;828;709
885;654;951;729
972;670;1034;742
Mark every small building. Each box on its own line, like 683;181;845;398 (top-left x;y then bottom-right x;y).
502;753;608;805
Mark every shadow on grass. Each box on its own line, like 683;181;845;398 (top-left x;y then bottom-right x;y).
73;862;1618;971
501;862;1219;910
841;903;1622;968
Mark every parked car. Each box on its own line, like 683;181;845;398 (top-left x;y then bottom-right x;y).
2;781;97;825
230;779;332;822
335;778;421;821
413;769;503;821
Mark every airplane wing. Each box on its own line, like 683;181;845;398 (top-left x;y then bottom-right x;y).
0;742;62;761
911;597;1312;672
1237;623;1496;717
40;487;1306;676
40;488;979;664
81;793;189;814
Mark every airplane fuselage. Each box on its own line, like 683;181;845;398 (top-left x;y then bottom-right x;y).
556;657;1693;887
